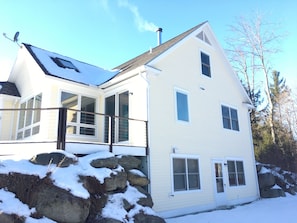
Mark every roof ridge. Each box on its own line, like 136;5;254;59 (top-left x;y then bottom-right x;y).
113;21;207;74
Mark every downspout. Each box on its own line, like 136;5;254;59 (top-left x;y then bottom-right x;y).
139;69;151;193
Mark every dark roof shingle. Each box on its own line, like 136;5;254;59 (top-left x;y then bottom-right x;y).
0;81;21;97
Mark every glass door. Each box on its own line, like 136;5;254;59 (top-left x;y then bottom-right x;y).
104;91;129;143
213;160;227;207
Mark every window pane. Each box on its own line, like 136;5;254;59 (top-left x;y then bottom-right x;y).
174;174;187;191
222;106;230;117
188;174;200;190
227;161;236;172
119;91;129;142
231;108;239;131
33;94;42;123
61;92;78;123
176;92;189;122
32;125;40;135
187;159;199;173
222;106;231;129
67;125;76;134
61;92;78;109
80;127;95;136
173;158;186;173
228;173;237;186
223;118;231;129
216;178;224;193
25;98;34;126
81;96;95;125
18;103;26;129
238;173;246;185
236;161;244;172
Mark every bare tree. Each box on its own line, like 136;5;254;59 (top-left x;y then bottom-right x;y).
226;12;284;143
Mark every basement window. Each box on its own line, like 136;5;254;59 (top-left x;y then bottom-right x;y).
52;57;79;72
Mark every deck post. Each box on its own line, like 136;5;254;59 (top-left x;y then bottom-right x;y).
109;116;113;153
57;107;67;150
145;120;149;155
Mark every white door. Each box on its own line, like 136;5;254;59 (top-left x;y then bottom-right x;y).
213;160;227;207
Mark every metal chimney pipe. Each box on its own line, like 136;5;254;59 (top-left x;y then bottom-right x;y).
156;28;162;46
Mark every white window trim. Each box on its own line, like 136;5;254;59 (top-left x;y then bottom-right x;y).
60;90;98;138
174;87;190;123
225;157;246;187
221;103;240;132
170;153;202;194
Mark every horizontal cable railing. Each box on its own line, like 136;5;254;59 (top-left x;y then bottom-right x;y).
0;107;148;153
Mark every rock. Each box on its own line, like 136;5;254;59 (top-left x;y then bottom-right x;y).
284;173;295;185
0;172;40;204
258;172;275;189
127;169;150;186
31;179;90;223
29;152;77;167
260;187;285;198
104;171;127;192
118;156;141;170
0;212;25;223
135;186;154;208
91;157;118;169
96;218;123;223
133;212;166;223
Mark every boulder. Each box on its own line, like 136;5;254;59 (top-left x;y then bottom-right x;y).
135;186;154;208
127;169;150;186
133;212;166;223
91;157;118;169
260;187;285;198
30;152;77;167
31;179;90;223
104;171;127;192
0;213;25;223
258;172;275;189
0;172;40;204
118;156;141;170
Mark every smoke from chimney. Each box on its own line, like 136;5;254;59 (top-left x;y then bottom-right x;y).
156;28;162;46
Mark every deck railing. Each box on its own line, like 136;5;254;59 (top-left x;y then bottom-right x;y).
0;107;148;154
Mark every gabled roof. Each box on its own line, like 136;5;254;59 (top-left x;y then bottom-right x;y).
23;44;118;86
113;21;207;76
0;81;21;97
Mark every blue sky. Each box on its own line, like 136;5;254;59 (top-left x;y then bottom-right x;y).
0;0;296;89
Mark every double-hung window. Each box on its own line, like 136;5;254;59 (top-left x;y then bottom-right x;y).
227;160;246;186
172;156;201;192
201;52;211;77
175;90;189;122
221;105;239;131
61;92;96;136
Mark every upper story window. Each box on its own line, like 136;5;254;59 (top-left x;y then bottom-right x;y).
227;160;246;186
172;155;201;192
17;94;42;139
221;105;239;131
61;92;96;136
175;90;189;122
52;57;79;72
201;52;211;77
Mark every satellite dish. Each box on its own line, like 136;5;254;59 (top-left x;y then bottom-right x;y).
13;31;19;42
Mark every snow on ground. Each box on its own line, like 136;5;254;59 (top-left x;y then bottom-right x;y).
1;152;297;222
166;194;297;223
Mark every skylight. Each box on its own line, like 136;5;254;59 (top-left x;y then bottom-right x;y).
51;57;80;72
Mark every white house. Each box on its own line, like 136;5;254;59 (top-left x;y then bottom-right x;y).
0;21;259;217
